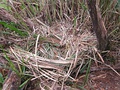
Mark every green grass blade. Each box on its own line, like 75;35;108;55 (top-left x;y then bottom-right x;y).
4;53;19;75
19;78;30;89
83;59;91;85
0;21;28;36
0;73;4;84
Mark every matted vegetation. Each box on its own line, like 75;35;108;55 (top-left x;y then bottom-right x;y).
0;0;120;90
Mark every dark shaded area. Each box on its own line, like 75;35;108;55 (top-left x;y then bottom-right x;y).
87;0;108;51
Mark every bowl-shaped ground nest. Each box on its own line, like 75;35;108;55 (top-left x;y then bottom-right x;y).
10;20;97;88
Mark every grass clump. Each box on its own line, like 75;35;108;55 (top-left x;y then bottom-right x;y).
0;0;119;90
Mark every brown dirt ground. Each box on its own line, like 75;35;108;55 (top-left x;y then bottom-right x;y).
85;70;120;90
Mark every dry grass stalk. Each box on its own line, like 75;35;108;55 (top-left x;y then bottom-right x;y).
8;19;97;89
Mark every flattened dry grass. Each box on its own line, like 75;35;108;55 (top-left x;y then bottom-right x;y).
9;20;97;89
0;0;119;89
